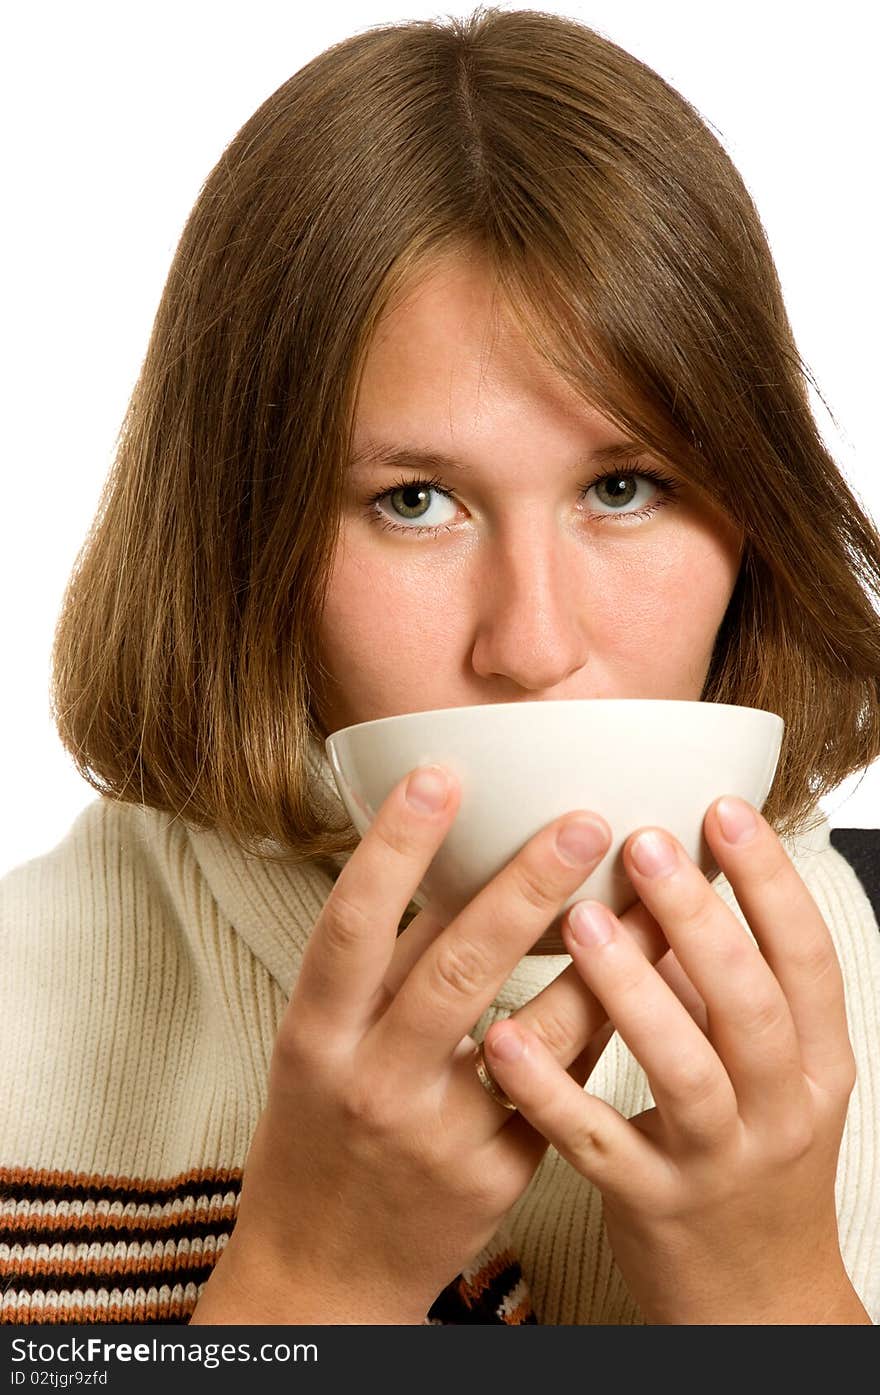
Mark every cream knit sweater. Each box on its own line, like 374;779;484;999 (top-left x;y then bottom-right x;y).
1;738;878;1324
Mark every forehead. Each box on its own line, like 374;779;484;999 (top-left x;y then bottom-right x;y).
363;255;539;383
355;255;622;446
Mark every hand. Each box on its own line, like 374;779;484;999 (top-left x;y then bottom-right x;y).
481;796;868;1325
193;764;670;1324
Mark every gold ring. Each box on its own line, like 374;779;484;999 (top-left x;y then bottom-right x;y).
474;1040;518;1112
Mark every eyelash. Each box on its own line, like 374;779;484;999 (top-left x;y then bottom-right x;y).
361;466;682;538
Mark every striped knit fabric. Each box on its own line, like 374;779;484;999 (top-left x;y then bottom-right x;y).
427;1247;537;1324
0;1167;234;1324
2;738;879;1324
0;1166;533;1325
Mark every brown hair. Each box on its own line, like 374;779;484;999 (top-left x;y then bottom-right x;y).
51;5;880;865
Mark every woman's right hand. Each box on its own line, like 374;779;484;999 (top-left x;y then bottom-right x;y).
191;763;669;1324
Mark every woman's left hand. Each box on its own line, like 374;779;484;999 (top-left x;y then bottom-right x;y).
482;795;870;1324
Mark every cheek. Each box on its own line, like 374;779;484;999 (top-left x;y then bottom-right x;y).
615;550;733;637
318;539;464;694
587;523;741;687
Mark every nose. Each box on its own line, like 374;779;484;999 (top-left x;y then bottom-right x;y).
469;520;591;692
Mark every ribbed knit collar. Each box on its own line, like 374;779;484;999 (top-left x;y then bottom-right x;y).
185;731;832;1006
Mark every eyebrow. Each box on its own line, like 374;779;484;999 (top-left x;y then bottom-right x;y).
347;438;650;474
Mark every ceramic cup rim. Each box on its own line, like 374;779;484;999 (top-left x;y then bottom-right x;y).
325;697;783;747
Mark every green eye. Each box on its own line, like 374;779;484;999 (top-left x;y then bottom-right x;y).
363;468;682;538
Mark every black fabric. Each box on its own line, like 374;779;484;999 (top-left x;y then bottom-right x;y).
427;1256;537;1324
830;828;880;932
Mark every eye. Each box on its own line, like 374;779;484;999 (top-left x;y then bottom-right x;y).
364;474;459;534
361;466;682;538
588;471;667;516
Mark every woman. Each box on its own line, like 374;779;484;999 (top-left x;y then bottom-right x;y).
2;7;879;1324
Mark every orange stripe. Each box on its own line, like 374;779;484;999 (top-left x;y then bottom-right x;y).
0;1164;242;1195
0;1244;223;1282
499;1297;533;1324
458;1248;518;1309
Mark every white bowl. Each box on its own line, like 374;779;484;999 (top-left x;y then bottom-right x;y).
325;699;783;947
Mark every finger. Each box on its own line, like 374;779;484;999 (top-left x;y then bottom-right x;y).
376;811;612;1077
568;1019;616;1088
562;901;738;1146
383;906;448;998
509;900;670;1071
393;868;667;1085
388;868;668;1049
623;818;808;1128
467;1004;615;1148
704;796;855;1092
293;764;461;1040
481;1019;665;1201
654;951;709;1034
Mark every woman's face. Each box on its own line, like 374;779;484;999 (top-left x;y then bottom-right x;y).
316;255;744;734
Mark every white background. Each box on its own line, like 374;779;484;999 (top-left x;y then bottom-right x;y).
2;1;878;878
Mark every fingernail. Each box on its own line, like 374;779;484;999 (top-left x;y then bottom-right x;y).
716;796;757;845
487;1027;524;1062
630;830;677;878
556;817;607;867
569;900;614;946
406;765;450;813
